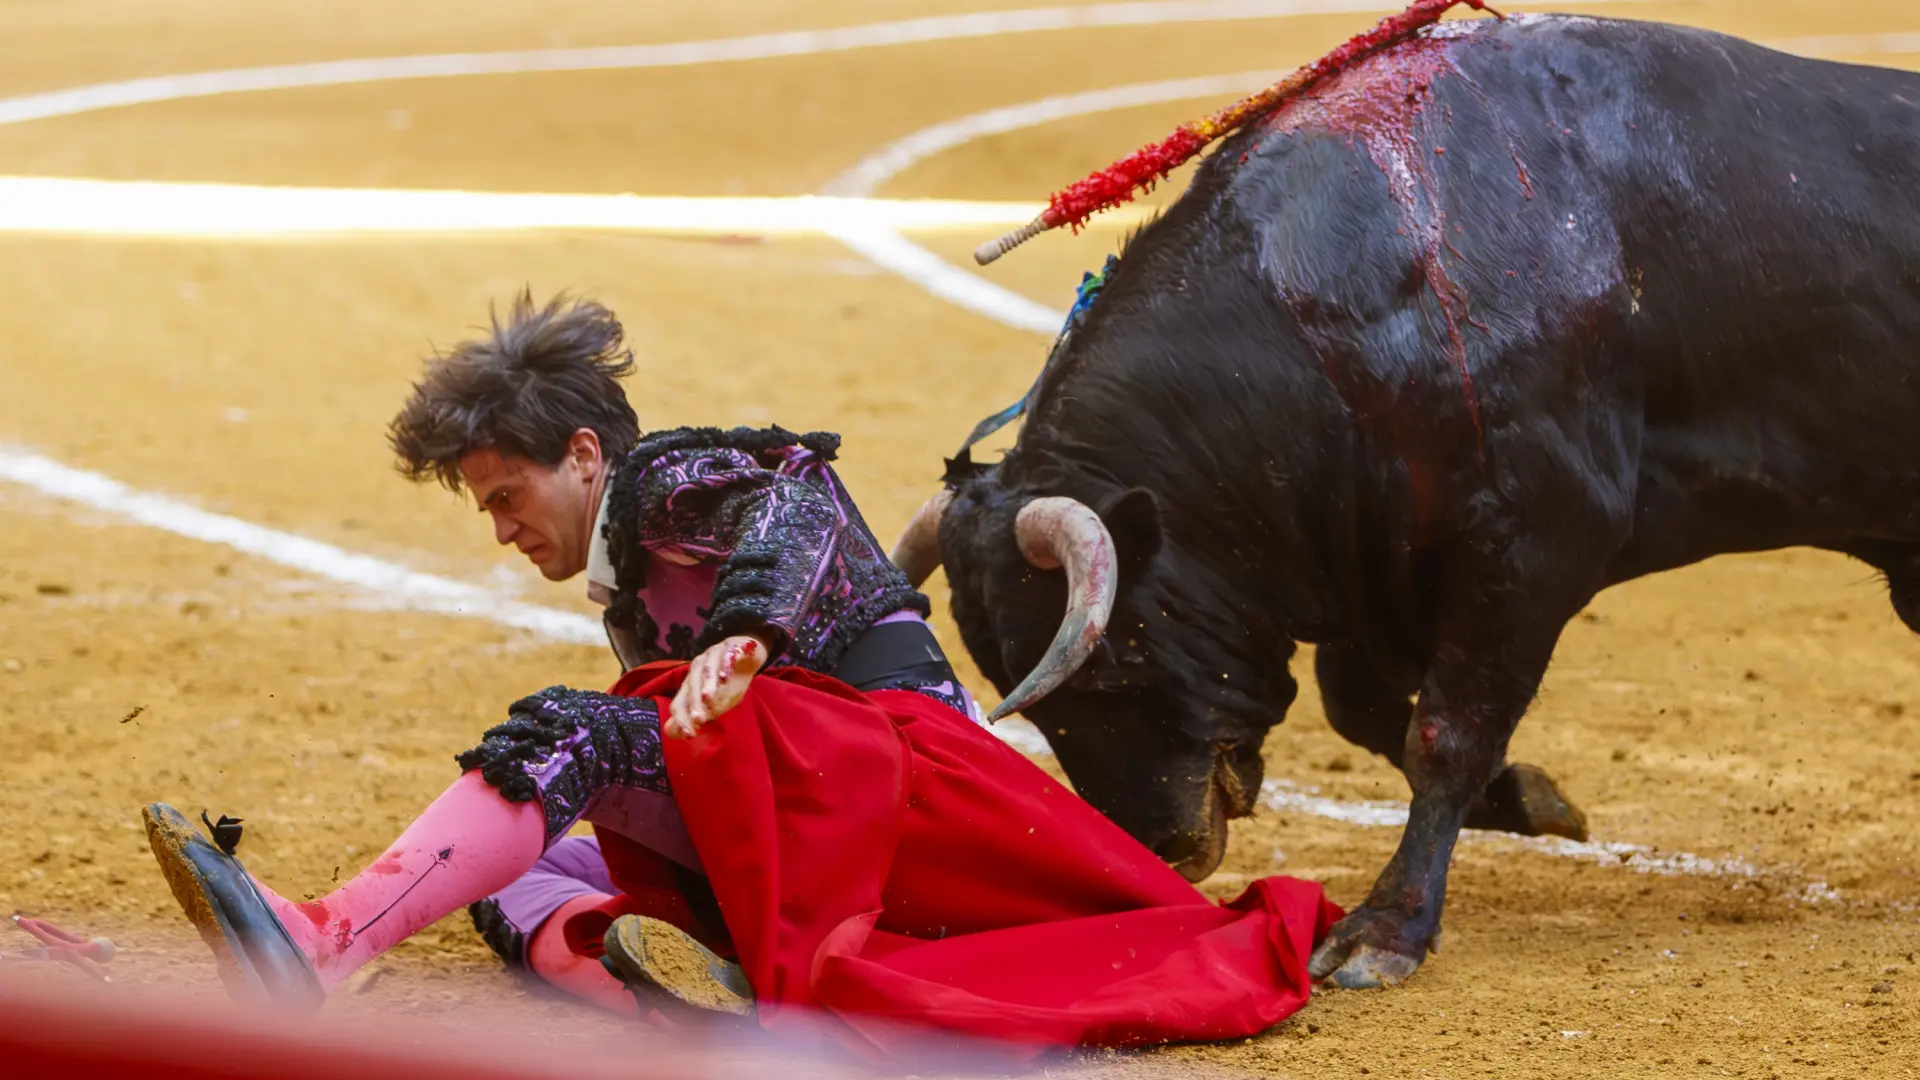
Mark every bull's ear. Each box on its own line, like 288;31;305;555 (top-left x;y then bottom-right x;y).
1099;487;1163;565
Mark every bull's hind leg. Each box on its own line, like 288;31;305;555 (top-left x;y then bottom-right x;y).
1317;641;1588;840
1309;526;1615;989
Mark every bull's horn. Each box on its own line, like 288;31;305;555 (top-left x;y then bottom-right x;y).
988;497;1117;721
889;489;953;589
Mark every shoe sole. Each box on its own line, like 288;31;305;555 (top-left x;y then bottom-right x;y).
144;803;265;1001
142;803;323;1012
604;915;752;1019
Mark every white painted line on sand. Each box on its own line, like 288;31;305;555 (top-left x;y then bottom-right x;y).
824;219;1072;335
819;71;1281;199
1261;778;1410;829
1263;779;1841;898
0;1;1532;128
0;176;1153;240
820;70;1277;332
0;447;604;646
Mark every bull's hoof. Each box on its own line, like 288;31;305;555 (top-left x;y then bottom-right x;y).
1322;943;1421;989
1466;762;1588;841
1307;908;1429;990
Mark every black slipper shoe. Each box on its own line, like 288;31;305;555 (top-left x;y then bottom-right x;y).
142;802;325;1013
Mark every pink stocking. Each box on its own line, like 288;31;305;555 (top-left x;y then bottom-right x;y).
254;771;545;991
527;894;640;1019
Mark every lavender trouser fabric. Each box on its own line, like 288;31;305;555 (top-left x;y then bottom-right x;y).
485;835;617;941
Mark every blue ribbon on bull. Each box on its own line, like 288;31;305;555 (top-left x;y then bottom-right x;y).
942;255;1120;486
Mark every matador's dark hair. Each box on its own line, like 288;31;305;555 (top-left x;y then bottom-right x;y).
388;289;640;492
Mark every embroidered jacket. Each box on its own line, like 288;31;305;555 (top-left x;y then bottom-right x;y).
596;426;929;673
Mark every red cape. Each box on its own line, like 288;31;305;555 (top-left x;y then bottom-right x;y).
567;662;1340;1062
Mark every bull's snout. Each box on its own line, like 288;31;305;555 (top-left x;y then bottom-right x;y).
1155;784;1230;882
1152;745;1261;883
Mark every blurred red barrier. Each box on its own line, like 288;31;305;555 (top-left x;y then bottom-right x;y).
0;971;885;1080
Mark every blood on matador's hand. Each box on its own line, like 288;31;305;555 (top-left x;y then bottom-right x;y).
665;633;772;739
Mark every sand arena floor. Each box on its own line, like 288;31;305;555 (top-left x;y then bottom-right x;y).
0;1;1917;1076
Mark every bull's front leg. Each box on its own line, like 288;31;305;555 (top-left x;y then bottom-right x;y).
1309;581;1582;988
1317;641;1588;841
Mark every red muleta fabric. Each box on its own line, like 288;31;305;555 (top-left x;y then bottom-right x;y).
568;661;1341;1063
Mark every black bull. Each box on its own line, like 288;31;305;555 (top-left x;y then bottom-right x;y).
890;13;1920;988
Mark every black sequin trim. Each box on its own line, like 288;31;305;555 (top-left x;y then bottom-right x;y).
457;687;672;846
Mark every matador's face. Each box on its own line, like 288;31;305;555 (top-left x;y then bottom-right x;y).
458;430;606;582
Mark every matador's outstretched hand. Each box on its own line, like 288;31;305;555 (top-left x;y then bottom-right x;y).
665;635;770;739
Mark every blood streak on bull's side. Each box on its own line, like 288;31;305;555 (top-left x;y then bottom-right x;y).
1259;25;1526;447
